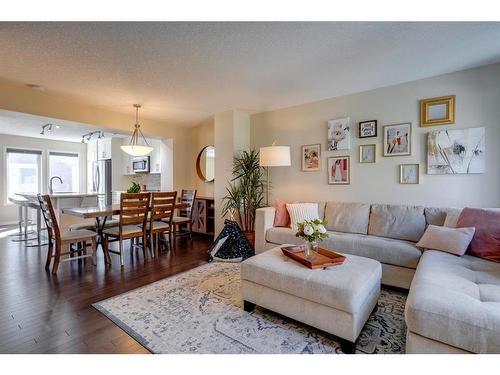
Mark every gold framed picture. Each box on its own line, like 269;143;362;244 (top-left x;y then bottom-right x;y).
399;164;420;184
420;95;455;127
301;144;321;172
359;144;376;163
327;156;350;185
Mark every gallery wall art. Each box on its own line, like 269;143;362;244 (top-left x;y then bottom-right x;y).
327;156;350;185
359;144;376;163
327;117;350;151
383;122;412;156
301;144;321;171
427;127;485;174
400;164;420;184
359;120;377;138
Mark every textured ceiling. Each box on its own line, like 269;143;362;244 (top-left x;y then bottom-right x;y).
1;22;500;126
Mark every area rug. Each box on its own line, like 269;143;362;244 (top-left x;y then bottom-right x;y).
93;262;407;354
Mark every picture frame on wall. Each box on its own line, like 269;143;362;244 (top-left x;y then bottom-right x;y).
420;95;455;127
359;144;376;163
327;156;350;185
359;120;377;138
327;117;350;151
399;164;420;184
383;122;412;157
301;144;321;172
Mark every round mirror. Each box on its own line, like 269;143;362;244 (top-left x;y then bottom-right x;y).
196;146;215;182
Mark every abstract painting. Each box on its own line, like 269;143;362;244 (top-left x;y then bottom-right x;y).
301;144;321;171
400;164;419;184
359;144;376;163
383;122;411;156
327;117;350;151
427;127;485;174
327;156;350;185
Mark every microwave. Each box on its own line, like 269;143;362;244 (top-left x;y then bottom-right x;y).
132;156;150;173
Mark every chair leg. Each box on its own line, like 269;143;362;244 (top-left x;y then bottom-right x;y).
103;235;111;265
45;240;53;270
119;239;124;268
52;242;61;274
143;234;147;260
91;237;97;266
189;221;193;240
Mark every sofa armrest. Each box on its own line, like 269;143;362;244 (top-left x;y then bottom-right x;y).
254;207;276;254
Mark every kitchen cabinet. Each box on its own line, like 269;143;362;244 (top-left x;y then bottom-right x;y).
122;152;134;175
192;197;215;236
97;138;112;160
148;138;162;174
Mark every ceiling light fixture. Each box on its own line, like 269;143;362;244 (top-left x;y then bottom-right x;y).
40;123;52;135
81;130;104;143
121;104;153;156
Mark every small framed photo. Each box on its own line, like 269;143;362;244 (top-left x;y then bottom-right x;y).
359;120;377;138
327;117;350;151
383;122;412;157
400;164;420;184
420;95;455;127
359;144;376;163
327;156;350;185
301;144;321;172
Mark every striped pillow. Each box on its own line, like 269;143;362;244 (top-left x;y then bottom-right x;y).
286;203;320;232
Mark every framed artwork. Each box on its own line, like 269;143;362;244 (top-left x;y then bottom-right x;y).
327;156;350;185
301;144;321;171
327;117;350;151
359;120;377;138
400;164;420;184
427;127;485;174
383;122;411;156
359;144;376;163
420;95;455;127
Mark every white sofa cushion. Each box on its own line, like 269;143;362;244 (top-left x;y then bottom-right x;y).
266;227;422;269
241;247;381;313
286;203;320;231
368;204;426;242
324;201;371;234
405;250;500;353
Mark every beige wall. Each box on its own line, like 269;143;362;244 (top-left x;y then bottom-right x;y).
251;63;500;208
188;117;215;197
0;134;87;224
0;78;193;195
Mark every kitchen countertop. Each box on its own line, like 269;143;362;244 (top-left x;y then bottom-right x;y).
16;192;101;199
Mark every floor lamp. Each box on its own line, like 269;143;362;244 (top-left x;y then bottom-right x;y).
259;143;291;207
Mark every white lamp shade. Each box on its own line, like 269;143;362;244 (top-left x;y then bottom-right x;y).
259;146;291;167
121;144;154;156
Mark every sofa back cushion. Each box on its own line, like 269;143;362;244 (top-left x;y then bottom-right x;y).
424;207;462;227
324;201;371;234
368;204;426;242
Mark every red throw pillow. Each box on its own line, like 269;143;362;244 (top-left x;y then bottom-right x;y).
273;199;292;227
456;207;500;262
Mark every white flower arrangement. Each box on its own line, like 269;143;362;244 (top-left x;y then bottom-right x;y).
295;219;329;243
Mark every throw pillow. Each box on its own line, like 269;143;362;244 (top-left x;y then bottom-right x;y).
443;210;462;228
286;203;320;232
274;199;292;227
456;207;500;262
416;225;475;256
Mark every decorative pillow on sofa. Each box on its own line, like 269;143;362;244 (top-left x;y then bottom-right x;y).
286;203;319;231
274;199;292;227
324;201;370;234
444;210;462;228
456;207;500;262
416;225;475;256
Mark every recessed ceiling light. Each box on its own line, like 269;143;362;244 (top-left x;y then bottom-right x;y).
26;84;45;92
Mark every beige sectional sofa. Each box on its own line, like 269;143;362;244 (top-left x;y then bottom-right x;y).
254;202;500;353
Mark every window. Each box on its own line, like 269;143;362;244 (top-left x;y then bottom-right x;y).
5;148;42;202
48;152;80;193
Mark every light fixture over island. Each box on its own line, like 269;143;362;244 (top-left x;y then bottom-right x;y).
121;104;154;157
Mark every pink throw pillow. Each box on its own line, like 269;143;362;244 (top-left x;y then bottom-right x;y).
456;207;500;262
274;199;292;227
416;225;475;256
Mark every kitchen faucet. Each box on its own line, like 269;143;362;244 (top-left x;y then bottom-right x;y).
49;176;63;195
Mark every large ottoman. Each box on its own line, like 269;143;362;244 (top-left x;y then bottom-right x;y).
241;247;382;353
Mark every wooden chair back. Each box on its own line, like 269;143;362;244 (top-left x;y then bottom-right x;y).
150;191;177;226
119;193;150;230
178;189;197;220
37;194;59;240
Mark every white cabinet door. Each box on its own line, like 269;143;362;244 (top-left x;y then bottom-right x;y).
149;139;162;173
122;153;134;175
97;138;112;160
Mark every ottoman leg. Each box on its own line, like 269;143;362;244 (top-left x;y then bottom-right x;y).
340;339;356;354
243;300;256;312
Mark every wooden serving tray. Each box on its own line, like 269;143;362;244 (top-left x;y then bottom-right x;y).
281;245;346;269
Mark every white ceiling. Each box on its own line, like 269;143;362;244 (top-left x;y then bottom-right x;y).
0;109;128;143
1;22;500;126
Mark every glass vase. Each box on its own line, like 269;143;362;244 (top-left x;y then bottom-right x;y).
305;241;318;261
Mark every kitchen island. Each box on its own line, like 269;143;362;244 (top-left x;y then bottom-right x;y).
16;193;100;231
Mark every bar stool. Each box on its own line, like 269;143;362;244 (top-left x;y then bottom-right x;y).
8;197;36;243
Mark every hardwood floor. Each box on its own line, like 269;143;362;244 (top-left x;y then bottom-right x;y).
0;227;211;353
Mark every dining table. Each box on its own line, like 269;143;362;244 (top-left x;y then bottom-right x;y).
62;202;189;249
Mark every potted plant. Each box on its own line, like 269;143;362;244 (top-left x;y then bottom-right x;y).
295;219;329;260
222;149;265;245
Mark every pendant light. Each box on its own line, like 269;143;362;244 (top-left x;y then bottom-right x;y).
121;104;154;156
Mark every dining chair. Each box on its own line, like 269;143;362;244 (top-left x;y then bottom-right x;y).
102;192;150;267
146;191;177;255
37;195;97;274
172;189;197;240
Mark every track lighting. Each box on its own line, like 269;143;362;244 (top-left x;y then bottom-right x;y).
81;130;105;143
40;123;52;135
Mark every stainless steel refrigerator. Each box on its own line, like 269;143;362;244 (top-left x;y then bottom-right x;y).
92;159;112;205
